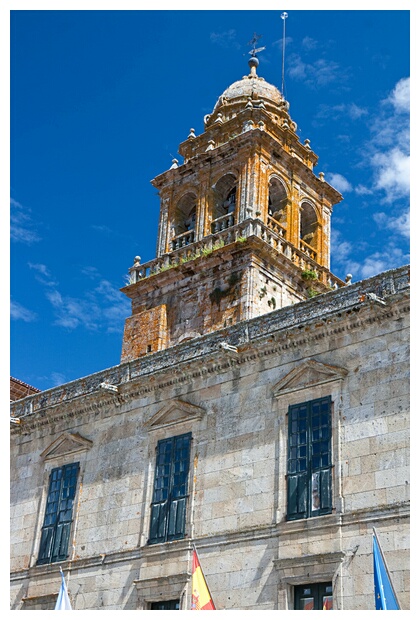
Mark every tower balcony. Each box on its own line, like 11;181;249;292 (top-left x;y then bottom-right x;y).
127;219;344;290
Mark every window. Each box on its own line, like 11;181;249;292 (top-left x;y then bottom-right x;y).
287;397;332;520
148;433;192;544
294;583;333;610
150;600;180;610
37;462;79;564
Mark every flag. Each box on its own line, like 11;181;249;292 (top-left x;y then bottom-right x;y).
373;530;400;610
191;548;216;610
55;568;72;610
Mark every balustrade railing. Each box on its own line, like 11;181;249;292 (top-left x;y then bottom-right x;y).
128;219;344;289
266;215;286;238
299;238;317;262
211;212;235;233
171;230;195;250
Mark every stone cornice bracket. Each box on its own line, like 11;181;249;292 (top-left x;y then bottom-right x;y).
98;382;126;405
218;341;239;358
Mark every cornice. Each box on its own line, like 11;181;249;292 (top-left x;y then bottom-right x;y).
10;266;409;432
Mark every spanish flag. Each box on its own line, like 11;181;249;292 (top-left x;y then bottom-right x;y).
191;548;216;610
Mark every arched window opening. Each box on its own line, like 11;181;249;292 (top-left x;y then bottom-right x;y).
212;174;237;232
171;193;197;250
267;178;288;236
300;201;318;250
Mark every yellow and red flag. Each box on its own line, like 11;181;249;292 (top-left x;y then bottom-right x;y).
191;549;216;610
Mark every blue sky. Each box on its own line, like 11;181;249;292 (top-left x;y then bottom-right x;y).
7;5;411;392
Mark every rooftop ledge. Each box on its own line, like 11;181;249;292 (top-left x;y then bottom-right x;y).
10;265;409;421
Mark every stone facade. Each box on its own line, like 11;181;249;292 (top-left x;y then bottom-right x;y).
10;52;409;611
10;267;410;610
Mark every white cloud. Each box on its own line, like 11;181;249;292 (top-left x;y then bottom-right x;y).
315;103;367;123
28;262;58;287
210;30;240;50
288;54;346;88
36;266;131;333
373;209;409;239
11;300;37;322
355;185;374;196
327;173;353;194
360;77;410;205
387;77;410;113
10;198;41;244
371;147;410;202
302;36;318;51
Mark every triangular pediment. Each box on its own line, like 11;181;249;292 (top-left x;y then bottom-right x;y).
41;432;93;461
146;399;205;431
273;359;348;397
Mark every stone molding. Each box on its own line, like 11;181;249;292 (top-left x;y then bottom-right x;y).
273;359;348;397
10;266;409;432
40;432;93;461
145;399;205;430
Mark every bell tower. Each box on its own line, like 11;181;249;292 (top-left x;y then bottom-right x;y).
120;52;344;362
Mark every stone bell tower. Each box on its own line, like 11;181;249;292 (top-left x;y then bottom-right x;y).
120;52;344;362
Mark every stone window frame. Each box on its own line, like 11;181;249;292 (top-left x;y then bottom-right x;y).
274;550;345;610
142;399;204;548
31;433;92;569
134;572;190;610
273;360;348;523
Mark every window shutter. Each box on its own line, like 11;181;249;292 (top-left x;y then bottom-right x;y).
287;472;308;520
319;467;332;512
37;463;79;564
149;433;191;544
287;397;332;520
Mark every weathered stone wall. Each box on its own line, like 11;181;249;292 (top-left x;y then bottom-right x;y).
10;266;409;610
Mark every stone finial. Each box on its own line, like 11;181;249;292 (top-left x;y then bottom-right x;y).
304;139;311;149
206;140;215;151
188;128;196;139
319;172;325;181
133;256;141;267
170;158;179;169
345;274;352;285
214;113;224;124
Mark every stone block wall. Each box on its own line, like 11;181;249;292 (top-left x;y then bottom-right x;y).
10;267;409;610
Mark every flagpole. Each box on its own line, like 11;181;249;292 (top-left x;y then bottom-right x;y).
281;11;288;97
372;527;401;609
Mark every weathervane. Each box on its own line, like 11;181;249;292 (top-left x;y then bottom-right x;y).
247;33;265;57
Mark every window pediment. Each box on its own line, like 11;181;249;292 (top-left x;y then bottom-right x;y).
40;432;92;461
273;359;348;398
146;399;205;431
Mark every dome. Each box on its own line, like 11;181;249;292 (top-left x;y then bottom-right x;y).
213;74;284;112
202;55;295;133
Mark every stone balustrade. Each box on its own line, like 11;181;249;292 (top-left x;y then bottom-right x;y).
211;212;235;233
128;218;343;289
171;229;195;250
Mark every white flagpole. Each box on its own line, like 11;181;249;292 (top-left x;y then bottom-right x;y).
55;566;72;610
281;12;288;97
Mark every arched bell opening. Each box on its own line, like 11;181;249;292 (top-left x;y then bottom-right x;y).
267;177;288;237
211;174;237;233
171;192;197;250
300;201;320;260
